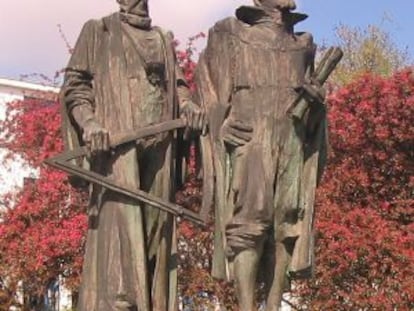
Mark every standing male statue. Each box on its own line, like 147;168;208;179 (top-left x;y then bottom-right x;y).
196;0;334;310
61;0;203;310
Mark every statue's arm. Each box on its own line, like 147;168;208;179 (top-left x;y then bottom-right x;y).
163;30;205;132
61;20;109;152
62;20;98;126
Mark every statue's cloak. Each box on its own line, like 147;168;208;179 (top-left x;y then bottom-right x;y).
196;12;327;282
61;13;182;311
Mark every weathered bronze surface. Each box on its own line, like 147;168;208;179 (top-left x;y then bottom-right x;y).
58;0;204;310
196;0;341;310
45;119;207;226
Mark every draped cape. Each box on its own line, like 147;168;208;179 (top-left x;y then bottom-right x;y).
196;13;327;282
61;13;183;311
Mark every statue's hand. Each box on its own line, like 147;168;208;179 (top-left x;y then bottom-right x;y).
297;81;326;105
180;100;208;135
82;119;110;155
221;119;253;148
295;81;327;135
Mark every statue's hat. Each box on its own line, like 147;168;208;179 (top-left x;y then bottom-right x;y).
253;0;297;11
236;0;307;26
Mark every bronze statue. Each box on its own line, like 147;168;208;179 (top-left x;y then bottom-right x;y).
196;0;340;310
60;0;204;310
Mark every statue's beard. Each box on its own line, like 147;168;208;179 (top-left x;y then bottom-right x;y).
118;0;152;29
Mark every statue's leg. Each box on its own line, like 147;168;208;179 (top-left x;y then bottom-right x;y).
234;239;265;311
264;120;304;310
265;241;291;311
139;141;175;311
228;144;273;311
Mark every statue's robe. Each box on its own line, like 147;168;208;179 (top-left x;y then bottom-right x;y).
196;8;327;287
61;12;189;311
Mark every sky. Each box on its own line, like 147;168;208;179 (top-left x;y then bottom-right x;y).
0;0;413;84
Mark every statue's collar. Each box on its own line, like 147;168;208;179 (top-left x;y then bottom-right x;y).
235;5;308;27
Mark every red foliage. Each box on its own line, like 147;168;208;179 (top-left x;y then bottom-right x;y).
294;70;414;309
0;99;87;307
0;99;63;165
175;32;205;92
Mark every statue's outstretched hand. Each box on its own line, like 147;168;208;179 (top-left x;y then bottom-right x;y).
221;119;253;148
180;100;208;135
82;119;110;155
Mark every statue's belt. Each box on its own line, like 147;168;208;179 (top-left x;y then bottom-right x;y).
44;119;207;227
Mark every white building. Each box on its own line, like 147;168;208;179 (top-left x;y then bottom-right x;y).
0;78;73;311
0;78;59;197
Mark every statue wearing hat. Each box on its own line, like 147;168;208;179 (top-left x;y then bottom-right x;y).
196;0;331;309
61;1;204;310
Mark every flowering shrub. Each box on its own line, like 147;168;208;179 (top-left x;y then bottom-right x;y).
0;99;87;309
294;70;414;310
